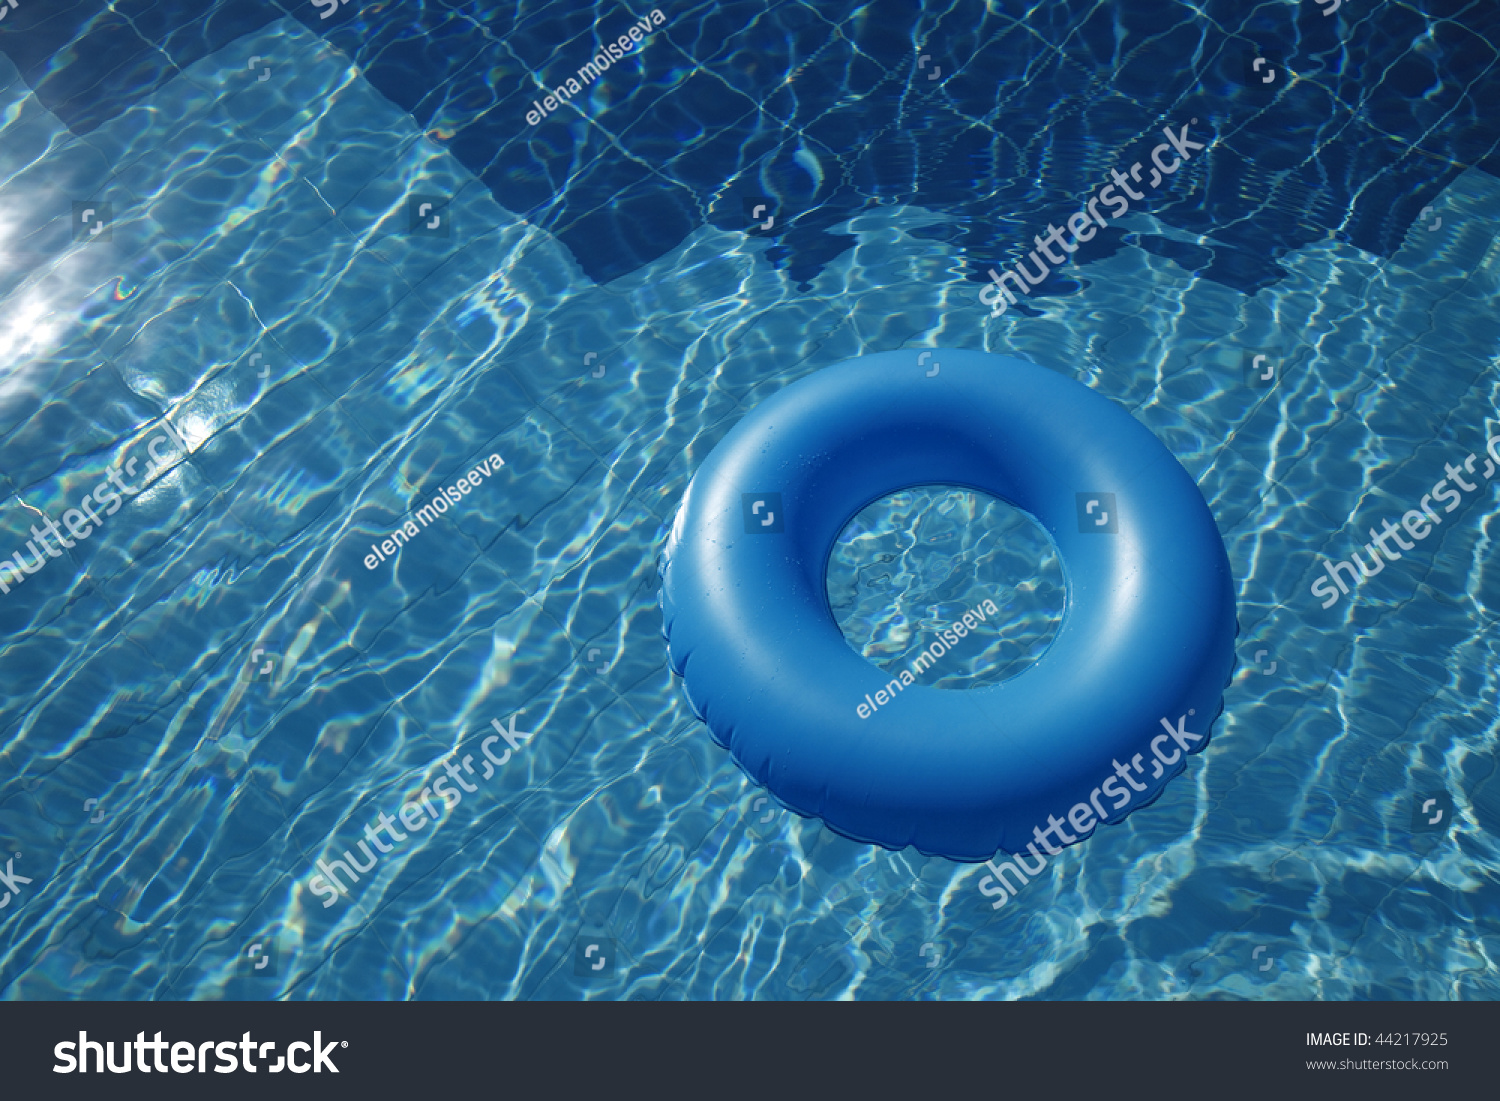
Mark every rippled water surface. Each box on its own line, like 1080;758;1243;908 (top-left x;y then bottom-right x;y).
829;489;1065;688
0;0;1498;1001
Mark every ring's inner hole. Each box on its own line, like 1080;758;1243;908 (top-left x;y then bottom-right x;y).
827;486;1066;688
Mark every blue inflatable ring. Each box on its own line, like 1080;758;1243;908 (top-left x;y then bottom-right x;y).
660;349;1235;861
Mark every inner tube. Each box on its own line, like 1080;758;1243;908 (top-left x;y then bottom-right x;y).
659;349;1235;861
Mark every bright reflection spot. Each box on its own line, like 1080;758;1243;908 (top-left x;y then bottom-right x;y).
0;286;67;383
172;411;213;453
0;196;107;394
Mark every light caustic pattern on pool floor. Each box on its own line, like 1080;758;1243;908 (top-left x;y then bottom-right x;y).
0;16;1498;1000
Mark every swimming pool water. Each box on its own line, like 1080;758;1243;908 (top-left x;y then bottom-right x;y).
829;488;1066;690
0;0;1497;1000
